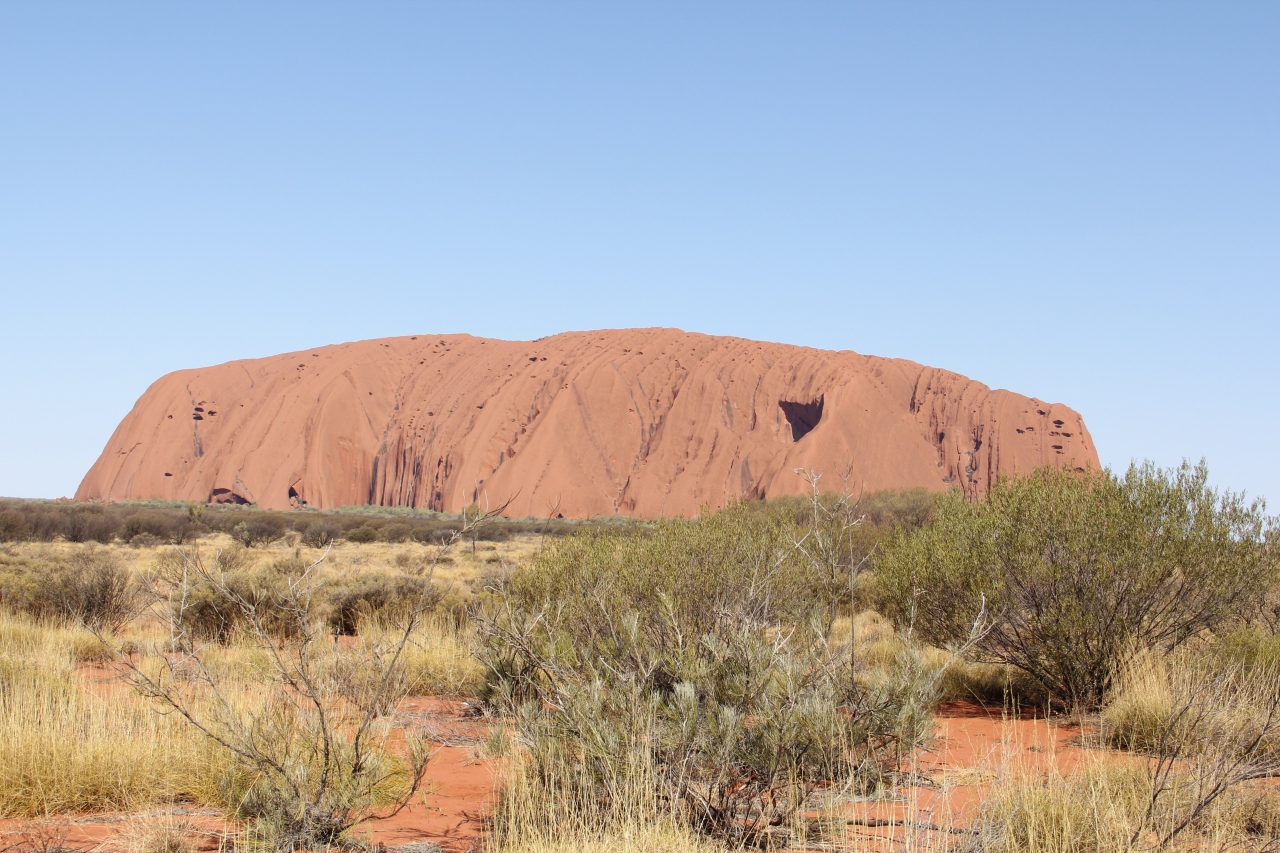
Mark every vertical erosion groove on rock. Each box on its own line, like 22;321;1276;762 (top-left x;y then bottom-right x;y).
76;328;1100;517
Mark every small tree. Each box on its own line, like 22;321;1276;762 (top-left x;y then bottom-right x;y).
877;461;1276;710
301;520;342;548
792;468;881;638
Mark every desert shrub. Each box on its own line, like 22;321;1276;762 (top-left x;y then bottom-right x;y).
0;612;234;816
763;487;936;534
0;546;139;630
62;507;120;543
324;573;439;636
230;517;285;548
267;556;305;576
478;500;966;845
1103;649;1175;753
380;522;413;543
971;761;1150;853
938;656;1048;708
877;461;1276;710
26;508;66;541
300;519;342;548
177;571;297;643
338;516;384;533
121;511;181;544
151;545;300;644
0;510;31;543
1102;651;1280;846
120;817;197;853
497;501;815;642
345;525;379;544
323;639;412;717
1210;626;1280;672
860;487;938;529
412;523;462;544
398;615;483;696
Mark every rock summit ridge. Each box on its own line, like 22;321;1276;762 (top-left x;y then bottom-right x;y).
77;328;1099;517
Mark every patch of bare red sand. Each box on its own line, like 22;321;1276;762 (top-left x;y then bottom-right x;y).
845;701;1112;849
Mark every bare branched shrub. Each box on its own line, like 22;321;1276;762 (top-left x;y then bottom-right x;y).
150;546;297;644
878;461;1276;709
301;520;342;549
0;510;32;542
101;503;510;852
113;551;431;850
791;468;881;637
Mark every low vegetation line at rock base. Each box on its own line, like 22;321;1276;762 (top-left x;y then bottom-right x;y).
0;497;634;551
1;464;1278;852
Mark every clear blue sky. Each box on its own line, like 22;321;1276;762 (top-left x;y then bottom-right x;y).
2;2;1277;505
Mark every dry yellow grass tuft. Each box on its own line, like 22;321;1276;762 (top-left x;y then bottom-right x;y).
0;613;236;816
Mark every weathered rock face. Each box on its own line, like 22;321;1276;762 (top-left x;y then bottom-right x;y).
77;329;1099;517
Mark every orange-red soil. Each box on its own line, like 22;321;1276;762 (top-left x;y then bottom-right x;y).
847;702;1105;847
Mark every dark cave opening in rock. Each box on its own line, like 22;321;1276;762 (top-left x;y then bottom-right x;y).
779;395;824;442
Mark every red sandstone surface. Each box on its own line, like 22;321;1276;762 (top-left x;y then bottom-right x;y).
77;328;1098;516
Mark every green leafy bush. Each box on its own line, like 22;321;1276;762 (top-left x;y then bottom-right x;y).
877;461;1276;709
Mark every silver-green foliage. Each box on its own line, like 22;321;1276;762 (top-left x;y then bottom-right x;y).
477;501;960;846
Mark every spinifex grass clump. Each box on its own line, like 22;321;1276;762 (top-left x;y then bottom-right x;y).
0;613;232;815
478;492;978;848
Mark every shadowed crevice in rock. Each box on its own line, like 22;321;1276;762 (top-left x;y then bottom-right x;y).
779;395;824;441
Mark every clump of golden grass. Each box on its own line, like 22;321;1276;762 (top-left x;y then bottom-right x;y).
120;816;198;853
1102;648;1175;752
970;760;1149;853
488;731;717;853
391;613;484;697
965;758;1280;853
0;613;236;816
